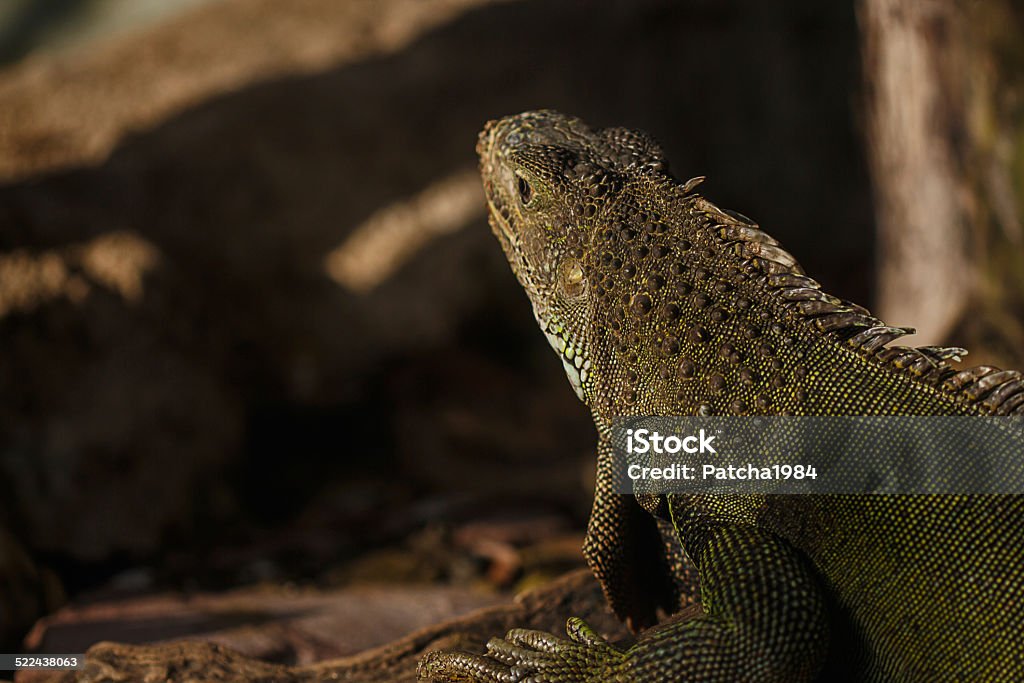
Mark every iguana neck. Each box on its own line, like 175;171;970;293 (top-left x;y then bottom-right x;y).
580;182;989;420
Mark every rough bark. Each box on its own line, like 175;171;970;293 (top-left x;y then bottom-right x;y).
17;569;624;683
861;0;1024;365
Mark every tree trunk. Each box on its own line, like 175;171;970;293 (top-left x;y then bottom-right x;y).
860;0;1024;367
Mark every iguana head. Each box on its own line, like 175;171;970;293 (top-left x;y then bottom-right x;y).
477;110;670;401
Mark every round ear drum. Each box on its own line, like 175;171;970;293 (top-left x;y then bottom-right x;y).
558;258;587;299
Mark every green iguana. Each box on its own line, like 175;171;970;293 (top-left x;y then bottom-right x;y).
418;110;1024;682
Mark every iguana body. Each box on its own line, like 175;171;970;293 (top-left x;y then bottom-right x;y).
420;111;1024;682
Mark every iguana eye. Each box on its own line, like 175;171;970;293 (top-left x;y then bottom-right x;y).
558;258;586;299
517;175;533;205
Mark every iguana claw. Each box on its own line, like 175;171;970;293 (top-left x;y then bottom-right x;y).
419;618;628;683
418;648;516;683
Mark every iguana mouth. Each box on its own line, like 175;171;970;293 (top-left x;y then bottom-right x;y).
483;189;517;252
478;121;525;268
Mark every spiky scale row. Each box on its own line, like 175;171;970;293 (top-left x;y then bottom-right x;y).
706;204;1024;414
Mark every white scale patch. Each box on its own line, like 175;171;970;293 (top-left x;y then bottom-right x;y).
544;326;590;401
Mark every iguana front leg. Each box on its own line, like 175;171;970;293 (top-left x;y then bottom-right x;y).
584;437;696;630
419;523;830;682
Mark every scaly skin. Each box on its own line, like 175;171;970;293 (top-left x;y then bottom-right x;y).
419;111;1024;682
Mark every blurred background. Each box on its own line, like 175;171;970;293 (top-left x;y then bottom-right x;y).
0;0;1021;677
